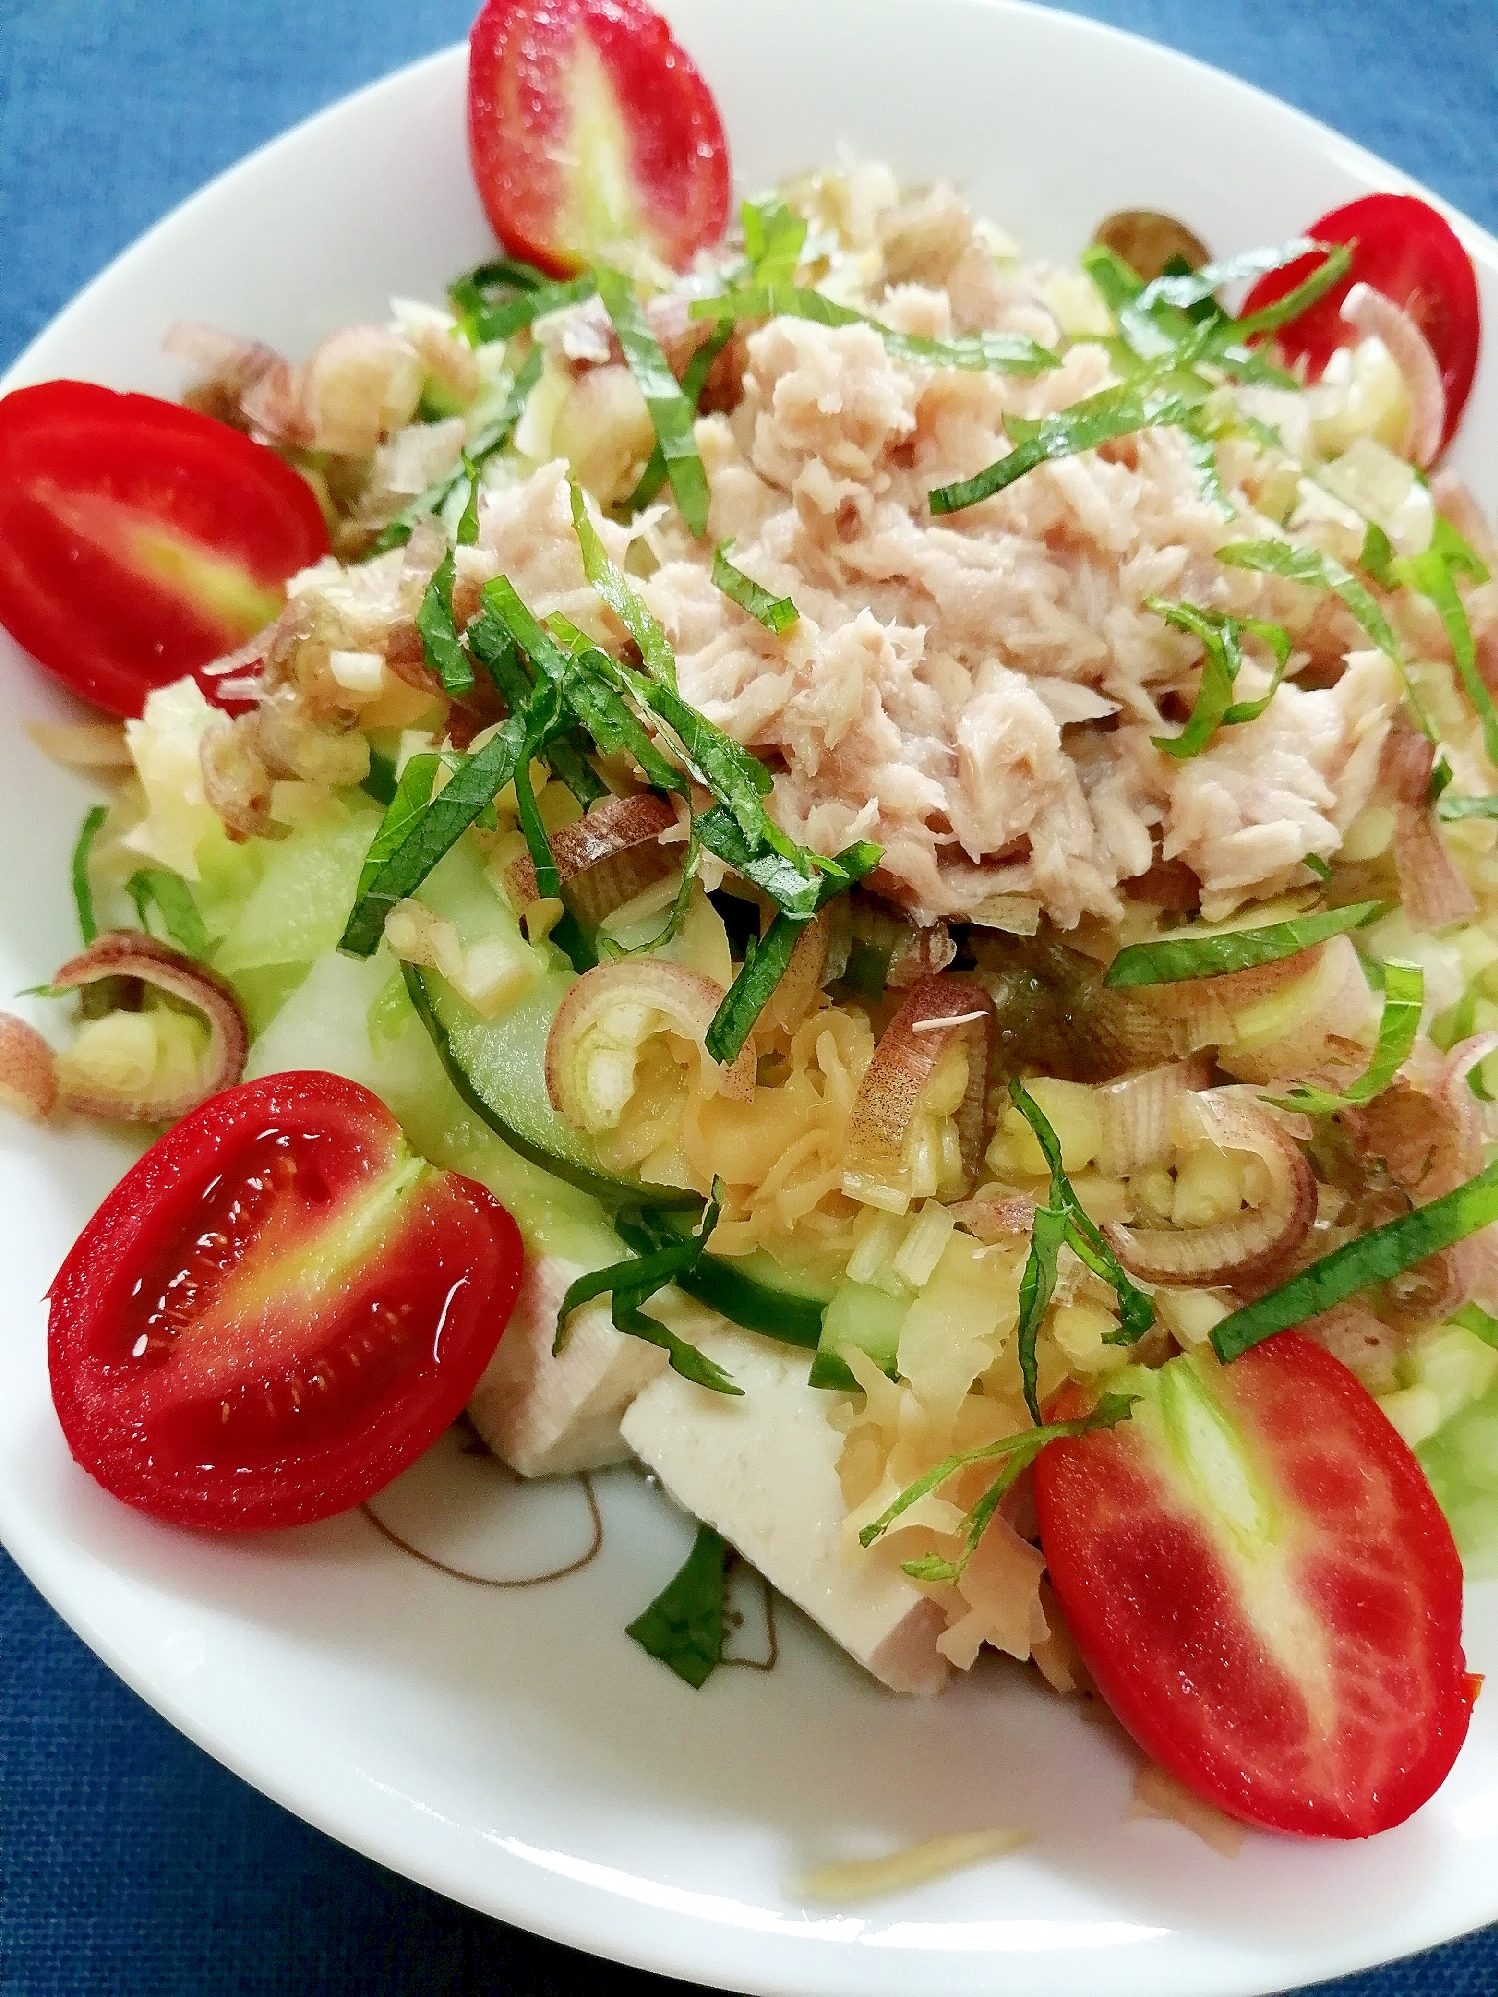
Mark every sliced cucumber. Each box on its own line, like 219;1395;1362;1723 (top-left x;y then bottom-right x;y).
613;1212;831;1349
404;964;698;1211
808;1281;908;1391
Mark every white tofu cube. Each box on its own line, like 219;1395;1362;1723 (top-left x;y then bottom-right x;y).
620;1322;951;1696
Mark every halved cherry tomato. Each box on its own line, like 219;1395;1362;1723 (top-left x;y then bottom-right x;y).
48;1071;523;1531
1239;193;1481;452
1034;1334;1470;1838
0;381;329;719
467;0;730;278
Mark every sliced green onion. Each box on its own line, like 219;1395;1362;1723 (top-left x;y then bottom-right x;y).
415;549;474;696
626;1523;729;1687
1104;899;1380;988
858;1391;1137;1581
1148;599;1291;758
126;869;207;958
594;265;711;537
365;348;542;558
1213;1153;1498;1364
689;285;1058;375
71;805;107;946
928;379;1205;516
1265;960;1423;1116
711;539;799;635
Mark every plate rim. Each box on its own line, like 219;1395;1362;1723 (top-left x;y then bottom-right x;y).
3;6;1497;1994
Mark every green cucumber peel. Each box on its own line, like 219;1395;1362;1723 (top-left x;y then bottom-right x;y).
1264;959;1423;1116
1213;1153;1498;1363
1104;899;1382;988
626;1523;729;1688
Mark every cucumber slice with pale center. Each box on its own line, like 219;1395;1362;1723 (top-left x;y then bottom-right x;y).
808;1280;908;1391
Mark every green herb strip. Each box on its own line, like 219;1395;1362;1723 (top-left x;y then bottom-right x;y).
626;1523;729;1688
512;759;559;903
71;805;107;946
447;254;550;342
1213;1154;1498;1363
689;285;1058;376
1265;960;1424;1117
597;825;701;963
711;539;799;635
1010;1079;1154;1395
339;689;567;957
126;869;207;957
461;270;597;347
1303;853;1333;881
1452;1303;1498;1350
1216;539;1401;660
360;748;399;807
453;452;481;547
556;1184;740;1395
569;477;680;686
705;913;806;1066
623;323;733;515
859;1393;1138;1585
743;196;808;285
366;348;543;558
415;548;474;696
928;380;1205;517
1148;599;1292;758
1104;899;1381;988
594;265;712;538
1396;538;1498;769
1439;793;1498;821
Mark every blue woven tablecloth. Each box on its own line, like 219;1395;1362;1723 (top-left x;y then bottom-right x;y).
2;2;1496;1990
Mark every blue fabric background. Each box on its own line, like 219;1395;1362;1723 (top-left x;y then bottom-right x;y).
1;1;1496;1990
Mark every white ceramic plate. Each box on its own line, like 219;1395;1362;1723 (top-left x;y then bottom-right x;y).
4;5;1498;1993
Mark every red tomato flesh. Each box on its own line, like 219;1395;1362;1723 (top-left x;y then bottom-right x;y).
0;381;329;719
1239;193;1481;452
467;0;730;278
1034;1334;1470;1838
48;1071;523;1530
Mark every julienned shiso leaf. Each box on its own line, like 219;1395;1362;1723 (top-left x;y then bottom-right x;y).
556;1185;741;1395
1395;534;1498;769
689;285;1058;376
1104;900;1382;988
71;805;107;946
626;1523;730;1688
928;379;1207;516
712;539;800;635
365;347;543;558
859;1393;1138;1586
446;254;552;341
924;244;1350;514
1008;1080;1153;1411
1213;1153;1498;1363
567;476;681;687
1265;959;1424;1117
622;322;733;516
1147;599;1292;758
742;196;808;285
126;869;208;958
454;269;597;347
1217;538;1402;659
1439;793;1498;821
415;549;474;696
512;759;559;903
594;264;712;537
339;686;568;957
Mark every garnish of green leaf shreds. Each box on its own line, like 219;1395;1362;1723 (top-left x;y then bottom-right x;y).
626;1524;729;1688
71;805;107;945
689;284;1058;376
1008;1080;1154;1419
415;548;474;696
127;870;207;957
858;1393;1138;1586
712;540;799;635
1264;959;1423;1117
1213;1153;1498;1363
595;264;712;537
1147;599;1291;758
1104;900;1382;988
555;1182;740;1394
